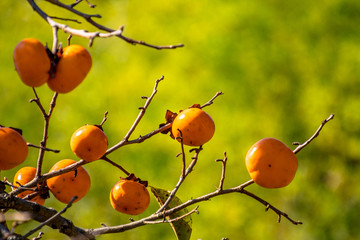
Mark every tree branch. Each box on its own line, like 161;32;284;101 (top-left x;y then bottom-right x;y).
22;196;78;239
293;114;335;154
105;76;164;155
27;0;184;49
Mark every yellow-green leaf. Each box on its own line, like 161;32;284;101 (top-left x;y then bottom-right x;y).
150;186;192;240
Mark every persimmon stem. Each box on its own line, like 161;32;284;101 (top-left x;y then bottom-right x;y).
101;157;130;176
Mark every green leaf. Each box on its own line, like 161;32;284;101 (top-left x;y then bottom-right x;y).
150;186;192;240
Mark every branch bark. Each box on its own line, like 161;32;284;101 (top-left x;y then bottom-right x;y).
27;0;184;49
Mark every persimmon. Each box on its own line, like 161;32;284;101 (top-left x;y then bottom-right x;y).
70;125;108;162
171;107;215;146
0;127;28;170
110;180;150;215
47;159;91;203
47;44;92;93
245;138;298;188
13;38;51;87
13;167;46;205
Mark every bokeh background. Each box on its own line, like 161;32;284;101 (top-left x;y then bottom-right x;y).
1;0;360;239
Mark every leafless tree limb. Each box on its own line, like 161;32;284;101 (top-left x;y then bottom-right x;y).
22;196;78;239
293;113;335;154
26;0;184;49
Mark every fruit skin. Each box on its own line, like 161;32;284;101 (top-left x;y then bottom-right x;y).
171;107;215;146
110;180;150;215
47;159;91;203
13;38;51;87
70;125;108;162
13;167;46;206
47;44;92;93
245;138;298;188
0;127;28;170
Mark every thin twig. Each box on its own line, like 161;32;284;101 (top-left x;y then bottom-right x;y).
176;129;186;177
239;189;302;225
105;76;164;155
35;92;59;178
216;152;227;191
22;196;78;239
156;147;202;214
144;206;199;224
99;111;108;127
101;157;130;176
27;143;60;153
200;91;224;109
293;114;335;154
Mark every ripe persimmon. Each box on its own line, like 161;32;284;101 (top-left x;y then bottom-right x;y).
245;138;298;188
0;127;28;170
13;167;46;205
13;38;51;87
47;159;91;203
47;44;92;93
110;180;150;215
70;125;108;162
171;107;215;146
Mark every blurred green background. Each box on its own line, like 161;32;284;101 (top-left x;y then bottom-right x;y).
1;0;360;239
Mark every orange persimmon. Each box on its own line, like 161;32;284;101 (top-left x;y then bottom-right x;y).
245;138;298;188
13;38;50;87
171;107;215;146
47;44;92;93
47;159;91;203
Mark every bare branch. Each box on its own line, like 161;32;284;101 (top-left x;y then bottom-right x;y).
239;189;302;225
293;114;335;154
156;146;202;214
105;76;164;155
22;196;78;239
216;152;228;191
200;91;224;109
27;143;60;153
35;92;59;178
99;111;108;127
144;206;199;224
101;157;130;176
27;0;184;49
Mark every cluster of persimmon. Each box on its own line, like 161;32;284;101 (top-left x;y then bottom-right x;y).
13;38;92;93
4;37;299;220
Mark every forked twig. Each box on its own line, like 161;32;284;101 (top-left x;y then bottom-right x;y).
216;152;228;191
106;76;164;155
156;146;203;214
29;89;59;177
27;0;184;49
144;206;199;224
